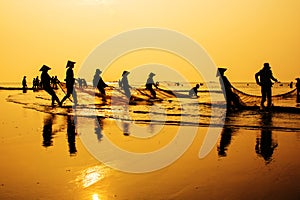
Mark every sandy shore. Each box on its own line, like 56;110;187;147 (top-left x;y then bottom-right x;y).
0;90;299;200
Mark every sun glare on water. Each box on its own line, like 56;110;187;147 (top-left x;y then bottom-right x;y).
92;193;100;200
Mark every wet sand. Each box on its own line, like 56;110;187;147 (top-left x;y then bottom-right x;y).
0;90;300;200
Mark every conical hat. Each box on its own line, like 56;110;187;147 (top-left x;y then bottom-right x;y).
216;68;227;77
149;72;156;76
39;65;51;71
96;69;102;74
122;70;130;76
66;60;76;68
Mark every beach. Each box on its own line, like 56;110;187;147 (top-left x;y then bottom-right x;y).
0;83;300;200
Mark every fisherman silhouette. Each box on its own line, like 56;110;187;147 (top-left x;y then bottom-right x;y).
67;115;77;155
77;78;82;89
93;69;108;101
189;83;200;97
52;76;59;89
146;72;159;99
42;114;55;147
119;70;132;99
82;79;88;88
122;121;130;136
95;117;104;141
22;76;27;89
296;78;300;103
217;68;241;110
40;65;61;106
22;76;27;93
61;60;78;106
255;112;278;164
32;76;40;91
32;78;36;90
289;81;293;89
35;76;40;89
217;113;237;157
255;63;278;108
218;126;234;157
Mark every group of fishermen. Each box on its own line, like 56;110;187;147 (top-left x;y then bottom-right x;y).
38;60;161;106
39;61;77;106
37;60;300;108
218;62;300;110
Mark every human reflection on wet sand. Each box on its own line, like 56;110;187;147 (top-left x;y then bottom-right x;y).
67;115;77;156
255;112;278;164
217;117;237;157
95;117;104;141
42;113;78;156
122;120;130;136
42;114;55;147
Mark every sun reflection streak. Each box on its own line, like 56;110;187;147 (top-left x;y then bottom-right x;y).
75;165;105;188
92;193;100;200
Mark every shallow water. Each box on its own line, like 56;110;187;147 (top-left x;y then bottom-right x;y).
0;83;300;199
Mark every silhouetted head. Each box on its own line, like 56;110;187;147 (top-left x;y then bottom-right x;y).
66;60;76;68
149;72;156;77
122;70;130;76
96;69;102;74
296;78;300;82
39;65;51;72
216;68;227;77
263;63;271;69
196;83;200;88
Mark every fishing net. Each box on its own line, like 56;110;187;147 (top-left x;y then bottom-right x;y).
231;85;297;107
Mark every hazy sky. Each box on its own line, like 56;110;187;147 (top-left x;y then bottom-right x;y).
1;0;299;83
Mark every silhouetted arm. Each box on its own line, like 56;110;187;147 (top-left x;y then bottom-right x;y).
255;71;261;85
270;72;278;83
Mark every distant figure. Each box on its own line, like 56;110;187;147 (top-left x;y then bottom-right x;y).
40;65;61;106
35;76;40;89
82;79;88;88
146;72;158;99
189;83;200;97
255;63;278;108
289;81;293;89
61;60;78;106
77;78;83;88
32;76;40;91
22;76;27;89
93;69;108;101
52;76;59;89
296;78;300;103
120;70;132;99
32;78;36;90
217;68;241;110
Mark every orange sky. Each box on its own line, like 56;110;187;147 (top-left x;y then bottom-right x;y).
0;0;299;83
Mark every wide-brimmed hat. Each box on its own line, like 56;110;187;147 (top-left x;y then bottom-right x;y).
149;72;156;77
39;65;51;71
96;69;102;74
263;62;270;69
122;70;130;76
66;60;76;68
216;68;227;77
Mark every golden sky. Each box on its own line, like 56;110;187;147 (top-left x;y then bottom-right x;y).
0;0;299;83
